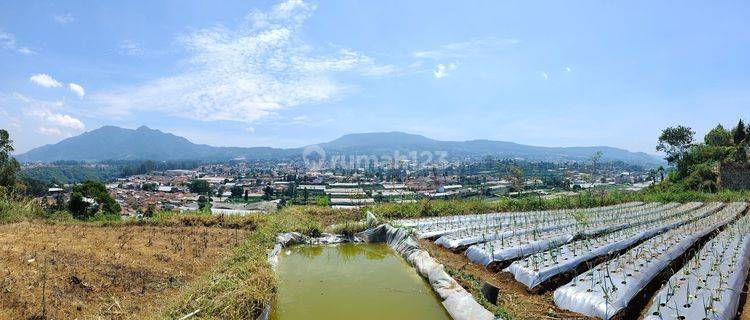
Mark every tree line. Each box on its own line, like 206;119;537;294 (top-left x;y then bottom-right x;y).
656;119;750;191
1;129;121;220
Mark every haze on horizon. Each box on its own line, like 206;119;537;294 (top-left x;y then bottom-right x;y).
1;0;749;154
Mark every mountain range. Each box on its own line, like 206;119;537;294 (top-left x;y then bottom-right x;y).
16;126;664;166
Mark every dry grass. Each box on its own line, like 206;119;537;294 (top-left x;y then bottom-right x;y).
0;221;249;319
162;205;360;319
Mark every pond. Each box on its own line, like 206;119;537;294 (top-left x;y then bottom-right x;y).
270;243;452;320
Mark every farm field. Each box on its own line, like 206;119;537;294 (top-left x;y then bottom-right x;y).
0;221;251;319
397;201;750;319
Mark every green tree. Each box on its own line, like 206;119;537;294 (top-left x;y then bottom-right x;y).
683;163;718;192
589;151;603;185
704;124;732;146
657;166;665;181
262;186;274;200
51;193;67;212
315;195;331;206
142;182;158;191
505;165;525;193
188;179;211;194
197;195;212;212
68;193;89;217
0;129;21;193
230;186;244;198
656;125;695;175
144;203;156;217
68;180;120;219
733;119;747;145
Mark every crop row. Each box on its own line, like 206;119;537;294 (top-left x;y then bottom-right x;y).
552;202;747;319
644;210;750;320
434;202;679;249
396;201;648;238
505;202;725;290
459;203;700;265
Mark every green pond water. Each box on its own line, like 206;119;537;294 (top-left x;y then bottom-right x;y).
270;243;452;320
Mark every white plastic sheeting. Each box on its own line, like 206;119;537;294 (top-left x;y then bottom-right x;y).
395;202;644;228
466;230;576;267
506;202;724;290
397;202;648;239
436;202;677;249
463;202;698;266
553;202;745;319
357;225;497;320
644;205;750;320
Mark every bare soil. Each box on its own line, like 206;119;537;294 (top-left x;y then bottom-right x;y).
0;221;249;319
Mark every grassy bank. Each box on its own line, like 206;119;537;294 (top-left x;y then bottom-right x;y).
0;195;54;222
161;206;357;319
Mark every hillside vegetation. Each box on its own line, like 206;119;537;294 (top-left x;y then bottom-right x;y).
655;119;750;191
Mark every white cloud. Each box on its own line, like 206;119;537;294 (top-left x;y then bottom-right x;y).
118;40;146;56
91;0;390;123
1;93;85;138
433;63;458;79
69;83;85;98
413;37;519;60
0;29;34;55
53;13;74;25
541;72;549;80
49;113;85;129
244;126;256;133
0;30;16;49
38;127;64;136
17;47;35;55
27;108;85;130
30;74;63;88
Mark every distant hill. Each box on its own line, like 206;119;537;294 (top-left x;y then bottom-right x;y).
16;126;296;162
16;126;664;166
318;132;662;166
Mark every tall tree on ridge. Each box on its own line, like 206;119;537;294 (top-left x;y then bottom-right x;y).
0;129;21;193
733;120;746;145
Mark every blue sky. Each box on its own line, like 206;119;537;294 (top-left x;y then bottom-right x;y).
1;0;749;154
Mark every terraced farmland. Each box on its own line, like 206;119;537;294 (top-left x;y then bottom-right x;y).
395;201;750;319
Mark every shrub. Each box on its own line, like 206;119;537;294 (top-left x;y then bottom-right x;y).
0;194;61;222
329;220;366;237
